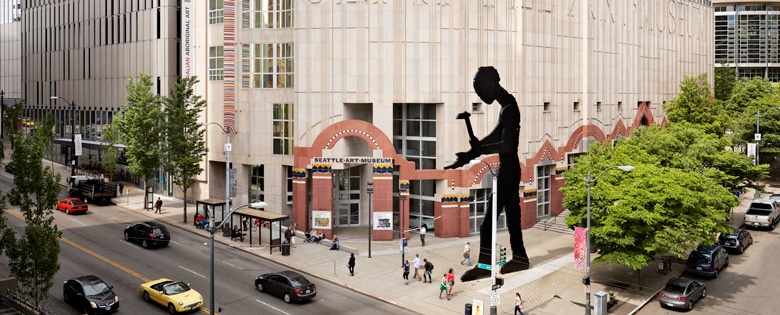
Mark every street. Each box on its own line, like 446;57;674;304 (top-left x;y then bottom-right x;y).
638;226;780;315
0;176;408;314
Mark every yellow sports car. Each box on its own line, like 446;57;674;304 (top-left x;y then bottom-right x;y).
139;278;203;314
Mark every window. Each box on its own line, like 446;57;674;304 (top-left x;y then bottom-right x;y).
392;104;437;170
209;46;224;81
470;186;506;234
242;0;294;29
536;165;553;217
273;103;294;155
249;165;264;202
241;43;294;88
209;0;224;24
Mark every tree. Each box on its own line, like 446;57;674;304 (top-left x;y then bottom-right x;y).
99;119;122;180
563;135;738;285
663;74;726;135
0;110;62;311
162;76;208;223
714;65;736;101
112;74;164;208
725;76;775;114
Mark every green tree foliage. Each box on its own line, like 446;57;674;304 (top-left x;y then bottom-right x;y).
99;118;122;179
714;65;736;101
725;76;775;114
663;74;726;135
162;76;208;223
0;110;62;310
563;133;740;275
731;91;780;163
112;74;163;207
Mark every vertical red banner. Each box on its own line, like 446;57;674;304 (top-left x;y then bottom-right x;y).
574;226;587;270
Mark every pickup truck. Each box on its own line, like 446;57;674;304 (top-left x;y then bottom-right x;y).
744;199;780;230
68;175;117;206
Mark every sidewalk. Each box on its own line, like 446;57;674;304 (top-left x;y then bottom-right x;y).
9;151;769;315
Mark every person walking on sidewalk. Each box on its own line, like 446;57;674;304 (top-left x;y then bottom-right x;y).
514;292;525;315
420;224;426;247
347;253;356;276
423;258;433;283
118;181;124;196
402;260;410;285
154;197;163;214
460;242;472;266
439;273;449;299
446;268;455;300
412;254;422;281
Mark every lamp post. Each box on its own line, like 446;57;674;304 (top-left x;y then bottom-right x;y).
471;159;499;315
584;165;634;315
1;90;4;138
367;182;374;258
202;121;232;315
50;96;77;176
208;201;266;314
755;111;762;199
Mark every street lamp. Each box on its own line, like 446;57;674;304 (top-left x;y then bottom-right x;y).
202;121;232;315
471;159;499;315
50;96;77;176
367;182;374;258
755;111;762;199
584;165;634;315
399;194;407;266
208;201;266;314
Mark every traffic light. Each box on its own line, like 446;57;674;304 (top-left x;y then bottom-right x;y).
498;245;507;264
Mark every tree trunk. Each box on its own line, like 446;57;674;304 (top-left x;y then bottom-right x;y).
183;187;188;223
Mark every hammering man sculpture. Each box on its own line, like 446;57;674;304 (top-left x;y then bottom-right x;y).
445;66;529;281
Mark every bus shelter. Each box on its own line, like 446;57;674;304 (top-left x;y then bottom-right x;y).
231;208;288;254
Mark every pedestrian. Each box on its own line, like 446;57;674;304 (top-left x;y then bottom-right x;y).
439;273;449;299
285;227;293;243
154;197;163;214
348;253;356;276
402;260;410;285
420;224;427;247
412;254;422;281
446;268;455;300
514;292;525;315
423;258;433;283
118;181;124;196
460;242;471;266
329;234;340;250
290;226;297;248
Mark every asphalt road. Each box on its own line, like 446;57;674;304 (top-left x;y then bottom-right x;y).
638;226;780;315
0;176;406;315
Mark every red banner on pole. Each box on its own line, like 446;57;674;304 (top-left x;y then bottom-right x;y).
574;226;587;270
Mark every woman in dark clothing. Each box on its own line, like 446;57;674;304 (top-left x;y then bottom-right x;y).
347;253;356;276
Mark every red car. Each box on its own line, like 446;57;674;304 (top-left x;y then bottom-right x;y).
57;198;88;214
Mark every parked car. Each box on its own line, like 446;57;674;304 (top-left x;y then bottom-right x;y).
57;197;89;214
124;222;170;248
255;270;317;303
139;278;202;314
4;163;13;174
718;228;753;254
63;275;119;314
769;193;780;205
686;245;729;278
658;277;706;311
744;199;780;230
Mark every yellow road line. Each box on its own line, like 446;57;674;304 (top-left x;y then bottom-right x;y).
4;209;215;314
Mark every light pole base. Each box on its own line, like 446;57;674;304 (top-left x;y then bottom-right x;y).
490;305;497;315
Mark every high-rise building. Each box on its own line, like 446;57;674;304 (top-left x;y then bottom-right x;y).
714;1;780;81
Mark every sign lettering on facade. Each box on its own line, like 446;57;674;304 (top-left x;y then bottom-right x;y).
312;157;393;164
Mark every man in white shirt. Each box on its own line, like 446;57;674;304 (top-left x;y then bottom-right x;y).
412;254;422;281
420;225;427;247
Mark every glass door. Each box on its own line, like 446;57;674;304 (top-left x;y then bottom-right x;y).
335;167;361;226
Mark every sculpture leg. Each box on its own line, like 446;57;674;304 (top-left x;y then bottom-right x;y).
460;198;497;282
501;196;529;274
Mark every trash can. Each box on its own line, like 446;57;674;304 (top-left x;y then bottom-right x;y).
464;303;472;315
282;240;291;256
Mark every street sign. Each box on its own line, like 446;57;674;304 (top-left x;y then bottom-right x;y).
497;259;507;266
476;263;492;270
491;284;502;290
756;133;762;141
490;292;500;306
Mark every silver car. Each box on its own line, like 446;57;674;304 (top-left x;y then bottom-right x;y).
658;278;706;311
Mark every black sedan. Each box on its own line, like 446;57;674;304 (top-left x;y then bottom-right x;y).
255;270;316;303
123;221;170;248
718;228;753;254
658;277;706;311
63;275;119;314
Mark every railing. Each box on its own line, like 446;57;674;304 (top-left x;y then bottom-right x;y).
542;215;557;231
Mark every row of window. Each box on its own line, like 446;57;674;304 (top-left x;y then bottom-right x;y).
210;0;294;28
209;43;295;89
